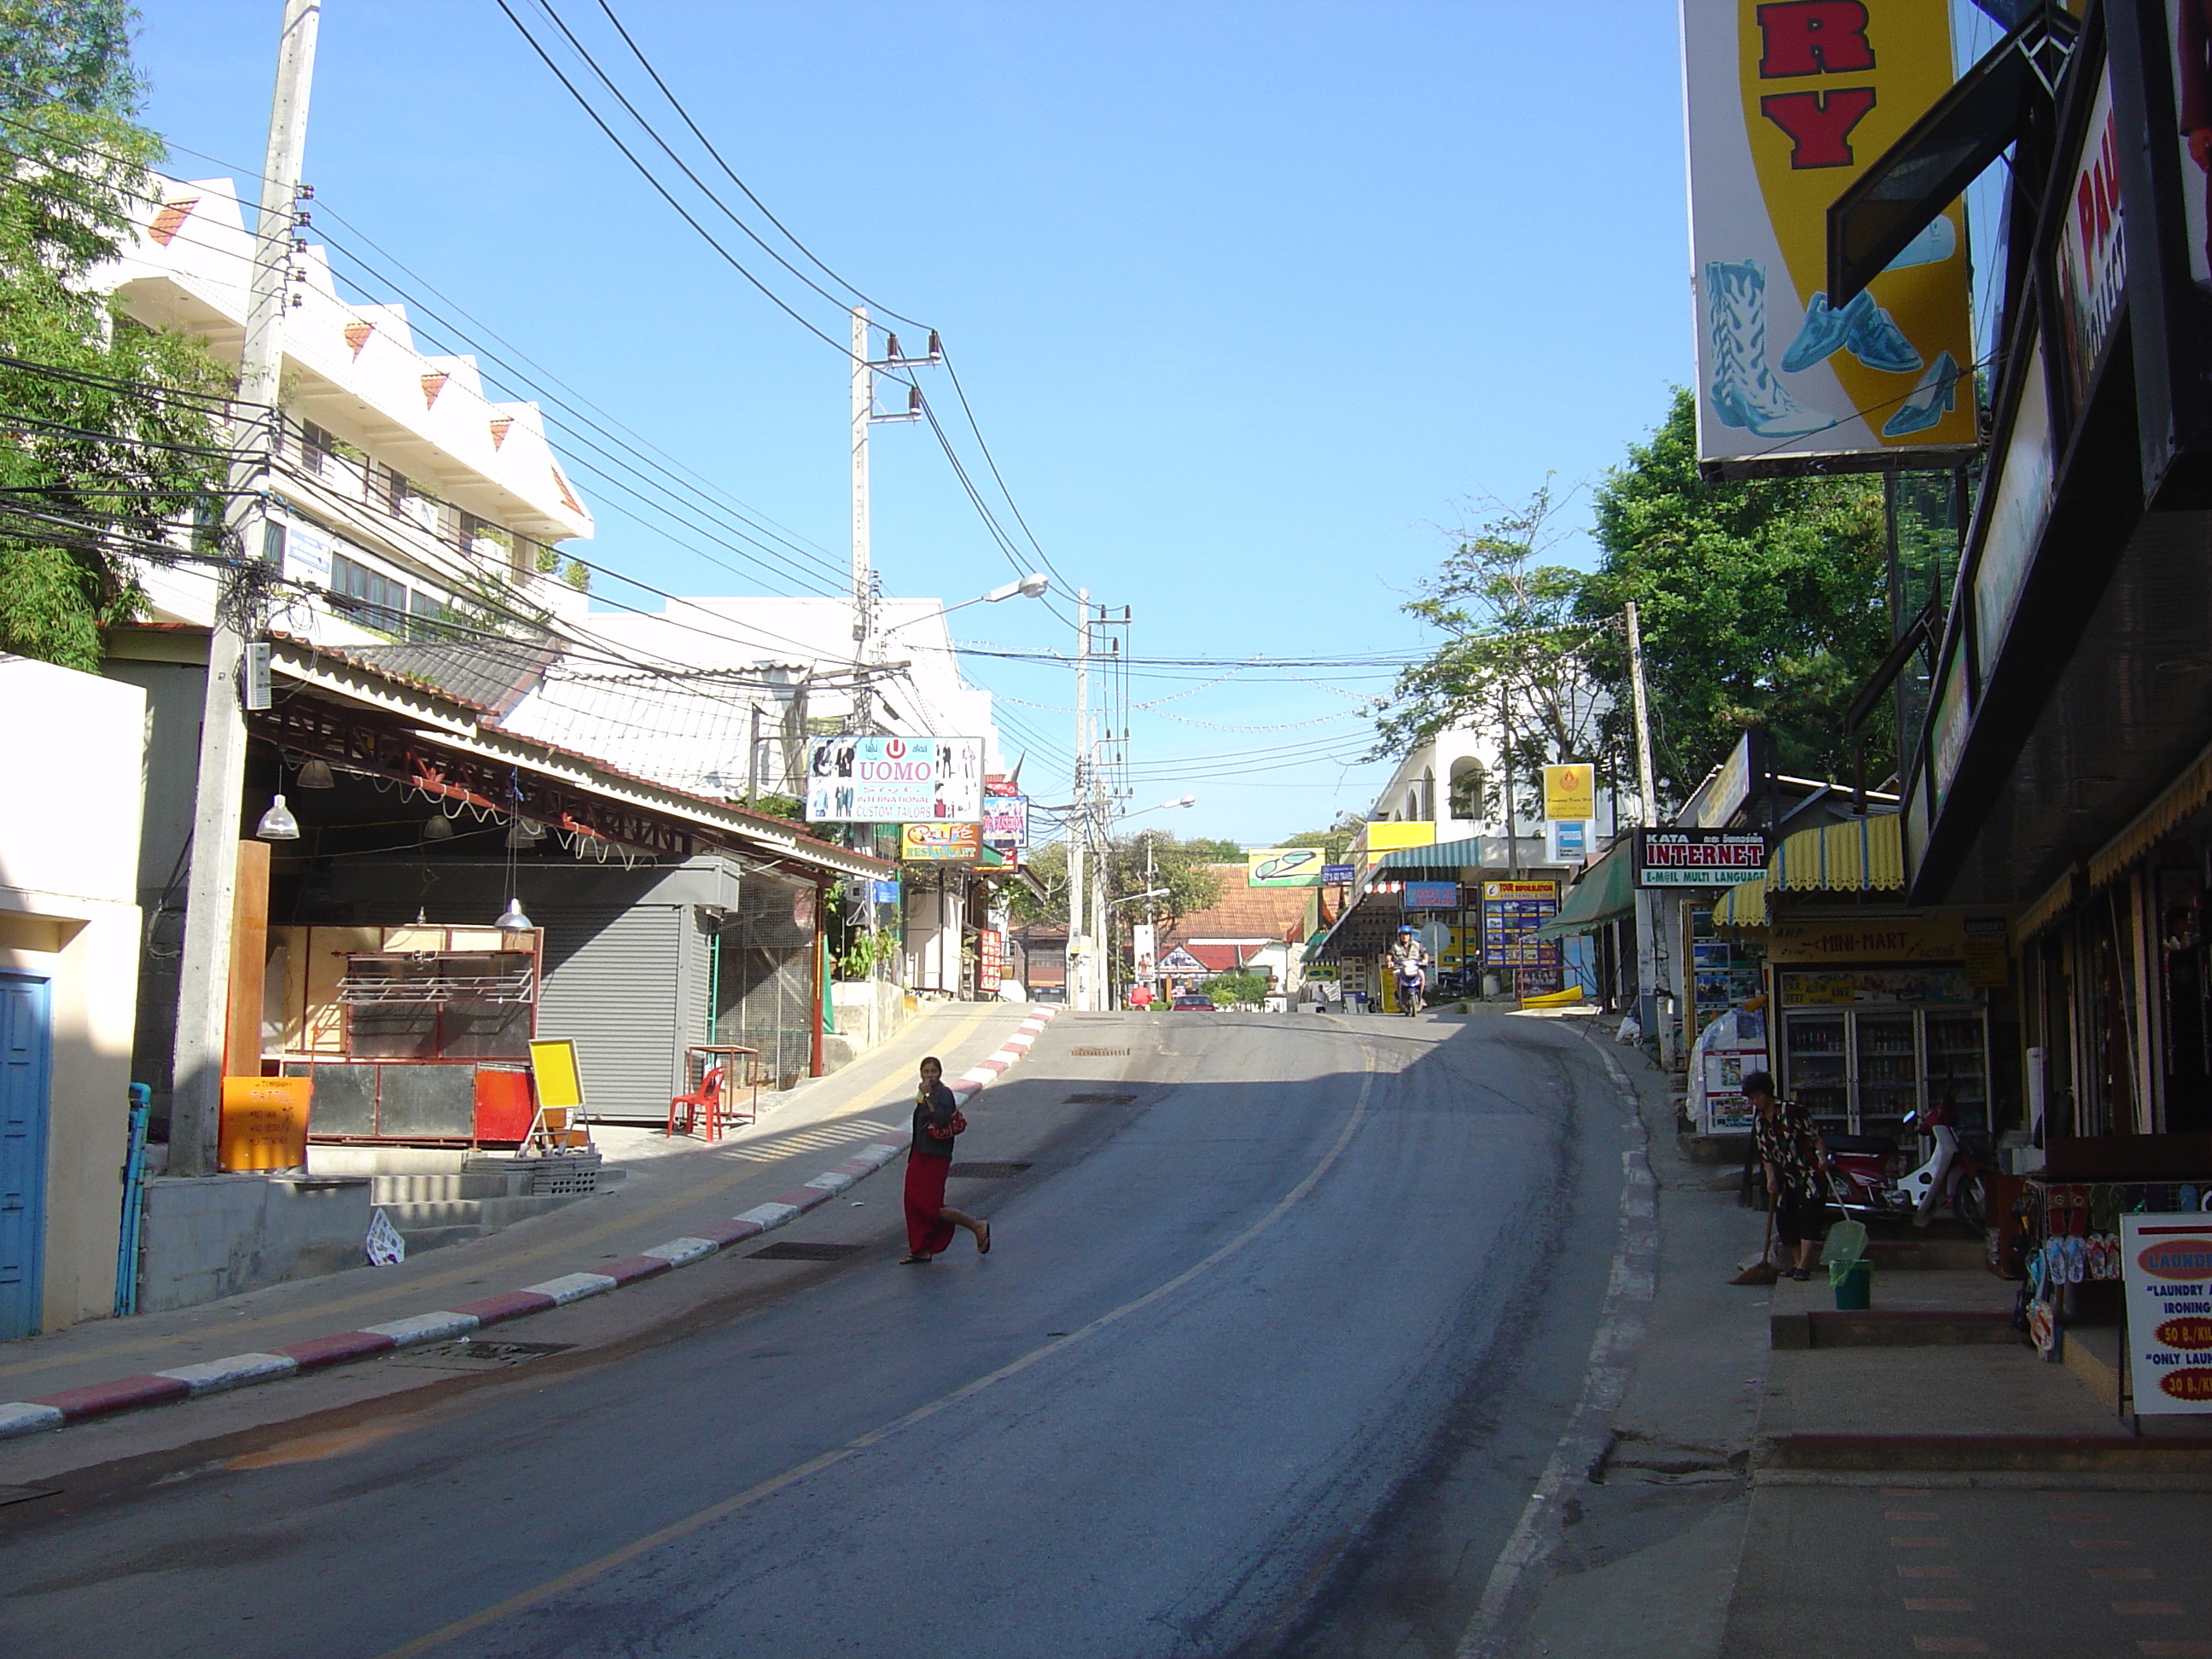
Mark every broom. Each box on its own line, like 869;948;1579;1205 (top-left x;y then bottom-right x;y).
1732;1208;1779;1285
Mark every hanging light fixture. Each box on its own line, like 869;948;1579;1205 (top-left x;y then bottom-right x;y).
505;816;545;848
255;794;301;840
296;757;336;789
495;767;533;933
422;812;455;841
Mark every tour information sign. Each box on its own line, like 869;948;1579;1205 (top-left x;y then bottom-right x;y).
2122;1215;2212;1415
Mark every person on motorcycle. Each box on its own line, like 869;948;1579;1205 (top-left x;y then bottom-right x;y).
1744;1071;1827;1280
1388;926;1429;1016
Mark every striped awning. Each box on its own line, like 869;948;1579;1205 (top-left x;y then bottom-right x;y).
1769;812;1905;893
1713;875;1767;930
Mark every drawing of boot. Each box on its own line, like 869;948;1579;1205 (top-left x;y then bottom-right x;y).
1703;260;1827;438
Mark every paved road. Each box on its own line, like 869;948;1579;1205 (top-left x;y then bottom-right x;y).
0;1010;1634;1659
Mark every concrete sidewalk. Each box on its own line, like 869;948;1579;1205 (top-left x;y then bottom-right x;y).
0;999;1031;1426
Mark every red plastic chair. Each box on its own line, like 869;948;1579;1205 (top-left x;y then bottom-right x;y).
667;1065;728;1140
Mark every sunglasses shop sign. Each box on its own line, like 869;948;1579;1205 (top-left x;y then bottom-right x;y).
806;736;983;824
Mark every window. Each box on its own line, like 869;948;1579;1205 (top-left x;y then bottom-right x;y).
330;551;409;636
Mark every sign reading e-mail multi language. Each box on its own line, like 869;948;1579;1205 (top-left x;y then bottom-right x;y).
1683;0;1977;470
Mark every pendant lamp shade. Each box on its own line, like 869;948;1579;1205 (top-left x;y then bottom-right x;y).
297;758;336;789
422;813;455;841
255;794;301;841
495;897;533;933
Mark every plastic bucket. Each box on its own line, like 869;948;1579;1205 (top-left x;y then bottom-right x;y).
1831;1260;1873;1311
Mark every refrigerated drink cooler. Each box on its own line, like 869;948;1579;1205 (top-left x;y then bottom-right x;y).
1776;966;1989;1138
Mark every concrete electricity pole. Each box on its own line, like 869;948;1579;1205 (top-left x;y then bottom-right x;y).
1624;601;1668;1060
168;0;319;1175
845;307;930;736
849;306;875;732
1068;588;1090;1010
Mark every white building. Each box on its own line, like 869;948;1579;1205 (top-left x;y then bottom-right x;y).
103;178;594;643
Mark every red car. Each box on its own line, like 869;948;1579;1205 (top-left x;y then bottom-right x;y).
1169;994;1215;1011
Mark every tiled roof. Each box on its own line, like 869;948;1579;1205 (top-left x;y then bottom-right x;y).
1164;867;1313;945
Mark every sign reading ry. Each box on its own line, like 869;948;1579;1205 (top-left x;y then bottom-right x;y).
1684;0;1976;470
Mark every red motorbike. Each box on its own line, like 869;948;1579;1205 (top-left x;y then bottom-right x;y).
1819;1109;1999;1233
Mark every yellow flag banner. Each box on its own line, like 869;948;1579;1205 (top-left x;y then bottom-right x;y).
1684;0;1977;472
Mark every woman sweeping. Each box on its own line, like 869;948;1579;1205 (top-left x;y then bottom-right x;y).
903;1057;991;1264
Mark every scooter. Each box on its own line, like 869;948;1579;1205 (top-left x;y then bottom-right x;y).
1819;1111;1996;1232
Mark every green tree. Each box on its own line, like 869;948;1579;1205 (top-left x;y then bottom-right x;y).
1372;484;1613;810
1281;813;1365;864
0;1;232;672
1007;834;1225;930
1199;968;1270;1008
1574;389;1892;800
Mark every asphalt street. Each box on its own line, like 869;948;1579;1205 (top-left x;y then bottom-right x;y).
0;1009;1636;1659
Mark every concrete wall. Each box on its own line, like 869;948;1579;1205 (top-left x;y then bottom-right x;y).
830;979;908;1052
135;1173;372;1313
0;656;147;1335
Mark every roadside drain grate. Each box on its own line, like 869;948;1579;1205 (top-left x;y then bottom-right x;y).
949;1161;1033;1179
1068;1047;1130;1057
1065;1092;1136;1105
389;1338;574;1371
748;1241;866;1261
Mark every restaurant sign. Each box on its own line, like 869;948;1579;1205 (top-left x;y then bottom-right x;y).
1634;828;1767;888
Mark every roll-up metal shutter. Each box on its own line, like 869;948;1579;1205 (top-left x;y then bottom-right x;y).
536;905;684;1121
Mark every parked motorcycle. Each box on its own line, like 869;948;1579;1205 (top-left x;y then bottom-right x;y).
1819;1109;1999;1232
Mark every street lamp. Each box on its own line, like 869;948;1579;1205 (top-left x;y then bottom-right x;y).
880;573;1051;635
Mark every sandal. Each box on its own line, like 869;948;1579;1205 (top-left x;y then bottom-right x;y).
976;1221;992;1255
900;1253;933;1265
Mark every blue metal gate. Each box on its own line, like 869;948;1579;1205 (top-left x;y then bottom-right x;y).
0;973;52;1341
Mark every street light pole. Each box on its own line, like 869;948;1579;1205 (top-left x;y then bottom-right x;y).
1625;601;1668;1059
169;0;318;1175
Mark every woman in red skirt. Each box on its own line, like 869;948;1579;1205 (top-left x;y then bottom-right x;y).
903;1056;991;1263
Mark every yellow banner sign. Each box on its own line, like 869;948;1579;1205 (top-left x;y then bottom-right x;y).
1542;764;1595;822
1685;0;1976;468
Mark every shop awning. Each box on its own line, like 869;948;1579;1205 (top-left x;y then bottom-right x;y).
1713;875;1767;930
1769;812;1904;892
1371;835;1486;870
1532;841;1634;940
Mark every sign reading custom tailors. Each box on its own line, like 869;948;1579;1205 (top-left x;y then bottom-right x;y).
805;736;983;824
2122;1217;2212;1414
1635;828;1768;887
900;823;982;862
1247;847;1326;888
1683;0;1976;471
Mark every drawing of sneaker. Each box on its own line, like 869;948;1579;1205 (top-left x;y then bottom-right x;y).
1781;291;1853;372
1844;291;1923;374
1703;260;1828;438
1880;350;1964;437
1883;214;1958;272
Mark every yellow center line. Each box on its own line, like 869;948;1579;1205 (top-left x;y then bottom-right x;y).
0;1006;1006;1384
372;1034;1379;1659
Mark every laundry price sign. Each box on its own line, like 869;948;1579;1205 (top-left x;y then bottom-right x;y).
2122;1216;2212;1414
1634;828;1768;888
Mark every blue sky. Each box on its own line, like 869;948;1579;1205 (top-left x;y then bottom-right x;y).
131;2;1694;845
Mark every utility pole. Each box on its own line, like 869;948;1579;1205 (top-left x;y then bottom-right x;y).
845;308;930;736
1068;588;1090;1010
1624;601;1668;1063
169;0;318;1175
849;306;874;733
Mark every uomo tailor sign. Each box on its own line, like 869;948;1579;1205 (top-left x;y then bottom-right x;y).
1683;0;1977;471
805;736;983;824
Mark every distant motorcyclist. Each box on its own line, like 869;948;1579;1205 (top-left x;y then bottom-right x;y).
1388;926;1429;1016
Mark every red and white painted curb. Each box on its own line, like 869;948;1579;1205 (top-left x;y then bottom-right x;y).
0;1008;1059;1443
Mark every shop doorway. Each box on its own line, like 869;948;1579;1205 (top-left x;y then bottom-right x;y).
0;972;52;1341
